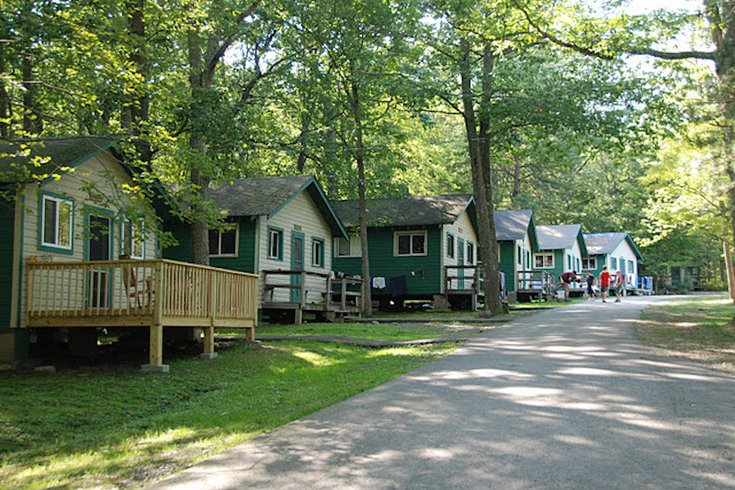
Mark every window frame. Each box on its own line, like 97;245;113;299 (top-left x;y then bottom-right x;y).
121;217;146;259
334;236;362;258
394;230;428;257
39;192;74;254
582;257;597;271
208;223;238;258
267;226;284;261
446;233;455;259
534;253;555;269
312;237;325;268
467;241;475;264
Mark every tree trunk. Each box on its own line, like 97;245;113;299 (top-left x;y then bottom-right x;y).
22;52;41;134
459;37;500;314
124;0;152;164
511;155;522;201
0;43;9;139
478;42;502;314
188;27;210;266
351;79;372;316
724;240;735;301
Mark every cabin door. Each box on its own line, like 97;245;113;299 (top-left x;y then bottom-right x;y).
290;231;305;302
457;238;465;289
87;214;112;308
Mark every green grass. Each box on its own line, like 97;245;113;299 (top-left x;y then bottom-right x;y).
638;294;735;372
0;339;456;489
254;321;495;339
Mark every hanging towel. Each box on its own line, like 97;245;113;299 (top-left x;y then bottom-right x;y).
371;276;386;289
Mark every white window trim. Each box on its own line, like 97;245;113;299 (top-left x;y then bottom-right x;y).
41;194;73;250
312;238;325;267
209;224;239;258
582;257;597;270
267;227;283;260
446;233;455;259
122;218;146;259
534;252;555;269
334;236;361;258
466;241;475;264
394;231;428;257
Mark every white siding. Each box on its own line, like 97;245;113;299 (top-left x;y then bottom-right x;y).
442;209;479;292
257;191;335;304
610;240;638;287
14;152;160;328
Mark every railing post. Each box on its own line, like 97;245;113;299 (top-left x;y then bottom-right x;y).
142;260;168;373
326;273;333;310
341;277;347;310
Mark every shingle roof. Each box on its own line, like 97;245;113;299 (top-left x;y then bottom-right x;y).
332;194;474;228
494;209;533;241
585;232;642;259
0;136;119;183
208;175;347;238
208;175;313;217
537;224;587;255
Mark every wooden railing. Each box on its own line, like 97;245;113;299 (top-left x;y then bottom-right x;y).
261;270;363;312
517;270;556;296
444;265;483;295
26;258;258;327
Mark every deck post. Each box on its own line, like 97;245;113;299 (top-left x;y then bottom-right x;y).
142;262;168;373
201;323;217;359
325;274;333;312
141;322;168;373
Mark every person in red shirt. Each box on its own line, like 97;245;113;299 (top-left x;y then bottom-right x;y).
559;270;578;301
599;265;611;303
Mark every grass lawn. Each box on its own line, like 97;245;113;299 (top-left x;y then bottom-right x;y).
0;338;456;489
253;321;497;339
638;294;735;373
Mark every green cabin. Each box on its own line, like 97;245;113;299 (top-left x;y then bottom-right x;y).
331;195;480;310
494;209;540;300
583;232;643;291
533;224;588;283
165;175;351;321
0;137;160;364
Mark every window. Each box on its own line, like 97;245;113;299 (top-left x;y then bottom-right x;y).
628;260;635;275
312;238;325;267
534;253;554;269
611;257;618;270
395;231;427;256
268;227;283;260
619;258;626;273
334;236;361;257
467;242;475;264
41;194;73;251
582;257;597;270
526;250;531;269
121;219;145;259
517;245;522;265
209;224;237;257
576;258;581;272
446;234;455;258
567;255;572;270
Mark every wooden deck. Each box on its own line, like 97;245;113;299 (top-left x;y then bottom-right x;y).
516;270;557;302
444;265;484;310
26;258;258;371
261;270;363;323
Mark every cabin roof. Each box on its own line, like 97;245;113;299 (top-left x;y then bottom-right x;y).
536;224;588;256
0;136;120;183
332;194;475;229
584;232;643;259
208;175;347;238
494;209;539;249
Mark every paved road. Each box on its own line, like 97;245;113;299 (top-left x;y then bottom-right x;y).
150;297;735;489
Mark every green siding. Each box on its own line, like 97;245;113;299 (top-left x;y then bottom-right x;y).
0;204;15;327
498;241;516;293
163;218;257;273
333;226;442;297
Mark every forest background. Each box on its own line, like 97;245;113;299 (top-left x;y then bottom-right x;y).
0;0;730;300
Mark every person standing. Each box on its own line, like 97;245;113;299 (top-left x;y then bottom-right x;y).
586;272;596;299
559;270;577;302
599;265;611;303
613;270;624;303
